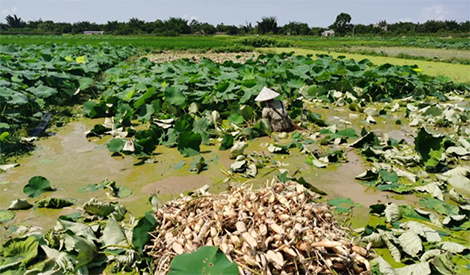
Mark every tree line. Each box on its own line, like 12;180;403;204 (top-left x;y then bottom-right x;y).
1;13;469;36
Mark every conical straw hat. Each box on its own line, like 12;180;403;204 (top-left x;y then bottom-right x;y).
255;87;280;102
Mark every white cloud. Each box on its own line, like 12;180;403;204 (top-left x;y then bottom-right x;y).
397;17;416;23
421;4;449;21
2;7;18;15
182;15;198;21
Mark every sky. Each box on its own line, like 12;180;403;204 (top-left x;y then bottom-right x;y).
1;0;469;27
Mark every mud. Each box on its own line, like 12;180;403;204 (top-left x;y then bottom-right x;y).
0;102;426;236
146;51;259;64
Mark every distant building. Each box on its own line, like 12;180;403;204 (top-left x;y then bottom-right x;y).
321;30;335;36
84;31;104;35
373;23;388;31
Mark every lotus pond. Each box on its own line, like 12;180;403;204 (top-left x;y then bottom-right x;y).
0;46;470;275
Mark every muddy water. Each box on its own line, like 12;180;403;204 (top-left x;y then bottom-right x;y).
0;106;417;235
0;120;231;231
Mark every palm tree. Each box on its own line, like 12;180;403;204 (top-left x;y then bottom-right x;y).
5;15;23;28
256;17;278;34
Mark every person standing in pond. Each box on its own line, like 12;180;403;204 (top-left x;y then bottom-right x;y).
255;87;297;133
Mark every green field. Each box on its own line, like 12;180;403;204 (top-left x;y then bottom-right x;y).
3;34;470;66
1;36;470;275
262;47;470;83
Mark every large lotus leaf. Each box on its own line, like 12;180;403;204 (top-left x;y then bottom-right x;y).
23;176;53;198
137;104;155;122
0;209;15;223
82;198;115;217
63;235;96;267
134;87;157;109
228;113;244;125
55;219;98;243
395;262;431;275
414;182;444;201
165;86;186;106
102;218;128;248
398;231;423;258
36;198;76;209
402;221;441;242
379;170;399;184
132;212;158;253
77;77;93;91
414;127;443;164
374;257;397;275
431;253;455;275
26;85;58;99
2;236;38;265
168;246;238;275
40;245;75;273
419;198;459;216
219;134;234;151
192;117;210;145
380;231;401;262
349;132;377;148
384;203;402;223
447;175;470;191
83;101;107;118
177;131;202;157
438;241;468;253
109;204;127;221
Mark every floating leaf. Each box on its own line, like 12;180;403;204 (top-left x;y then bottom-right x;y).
117;186;133;198
36;198;75;209
82;198;115;217
8;199;33;210
328;197;354;213
172;161;186;170
380;170;399;184
107;138;125;153
0;209;15;223
23;176;53;198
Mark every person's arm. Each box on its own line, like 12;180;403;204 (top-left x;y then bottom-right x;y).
262;107;270;119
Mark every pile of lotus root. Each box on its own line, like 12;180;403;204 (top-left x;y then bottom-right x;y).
146;180;374;274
